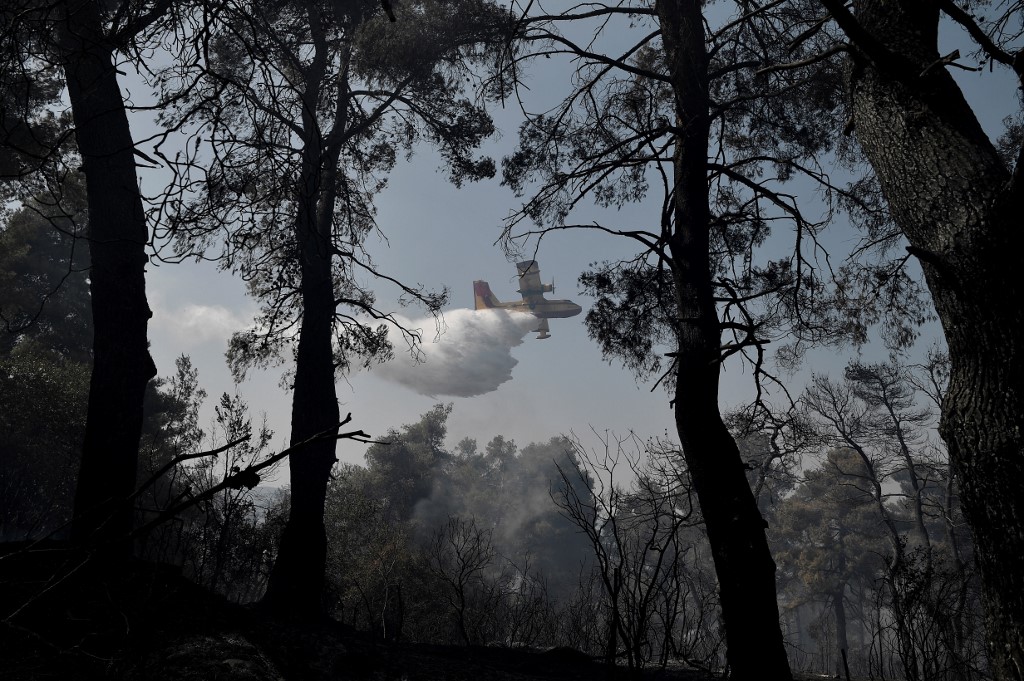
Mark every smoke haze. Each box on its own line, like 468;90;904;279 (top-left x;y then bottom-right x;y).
376;308;537;397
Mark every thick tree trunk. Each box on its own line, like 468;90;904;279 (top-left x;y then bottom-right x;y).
260;221;339;617
261;296;338;618
656;2;792;678
829;3;1024;679
260;170;340;619
261;19;342;614
60;0;156;550
673;391;791;680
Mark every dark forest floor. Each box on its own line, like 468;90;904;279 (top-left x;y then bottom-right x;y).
0;546;831;681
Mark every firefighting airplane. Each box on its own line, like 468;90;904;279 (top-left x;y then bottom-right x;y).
473;260;582;339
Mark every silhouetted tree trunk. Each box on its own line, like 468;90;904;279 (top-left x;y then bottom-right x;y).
822;2;1024;679
834;589;849;675
262;21;346;616
59;0;157;550
657;2;791;678
260;228;339;616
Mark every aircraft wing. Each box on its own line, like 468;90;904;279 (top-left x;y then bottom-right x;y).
516;260;547;306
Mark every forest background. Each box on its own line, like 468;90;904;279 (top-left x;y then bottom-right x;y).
1;1;1022;680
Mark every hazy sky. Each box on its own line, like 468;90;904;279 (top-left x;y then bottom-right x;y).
143;109;685;474
131;9;1016;483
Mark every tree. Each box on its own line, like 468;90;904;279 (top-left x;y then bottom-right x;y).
361;403;454;523
325;406;460;643
54;1;163;550
324;467;422;639
1;0;174;553
0;182;91;538
0;175;92;362
553;431;707;677
0;175;196;544
788;359;985;680
0;344;90;540
772;448;890;677
428;515;495;646
500;2;868;675
325;407;600;647
171;391;277;600
158;0;509;617
781;4;1024;677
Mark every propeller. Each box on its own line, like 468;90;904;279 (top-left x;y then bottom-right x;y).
550;278;555;294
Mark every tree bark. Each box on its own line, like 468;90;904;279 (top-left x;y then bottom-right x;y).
656;2;792;678
825;2;1024;679
60;0;157;551
260;182;340;618
261;4;344;616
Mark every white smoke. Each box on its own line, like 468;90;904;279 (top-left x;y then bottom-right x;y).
150;296;251;349
376;308;537;397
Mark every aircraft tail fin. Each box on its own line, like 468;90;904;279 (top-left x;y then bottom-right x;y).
474;280;502;310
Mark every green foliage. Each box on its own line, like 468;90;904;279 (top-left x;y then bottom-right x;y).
0;1;69;194
0;176;91;361
0;187;257;557
360;403;453;522
139;355;208;471
0;341;89;539
170;389;279;601
0;182;91;538
325;405;595;644
579;261;677;386
772;356;985;678
417;433;595;597
326;406;725;659
772;448;885;606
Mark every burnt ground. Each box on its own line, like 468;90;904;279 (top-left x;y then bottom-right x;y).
0;546;828;681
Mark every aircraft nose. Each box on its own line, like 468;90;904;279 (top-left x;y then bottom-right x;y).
571;302;583;317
